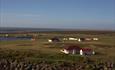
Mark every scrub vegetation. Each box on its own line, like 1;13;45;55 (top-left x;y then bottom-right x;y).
0;31;115;70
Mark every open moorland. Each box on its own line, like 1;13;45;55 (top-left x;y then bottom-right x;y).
0;31;115;70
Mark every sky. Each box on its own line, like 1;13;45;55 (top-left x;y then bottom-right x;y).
0;0;115;30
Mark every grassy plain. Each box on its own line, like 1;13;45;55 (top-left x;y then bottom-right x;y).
0;31;115;63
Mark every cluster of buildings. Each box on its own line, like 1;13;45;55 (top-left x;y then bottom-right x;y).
48;37;98;56
60;45;95;55
63;37;99;42
48;37;99;43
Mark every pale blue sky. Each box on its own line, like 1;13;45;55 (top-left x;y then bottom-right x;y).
0;0;115;30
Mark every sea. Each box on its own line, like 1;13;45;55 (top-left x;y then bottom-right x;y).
0;27;68;33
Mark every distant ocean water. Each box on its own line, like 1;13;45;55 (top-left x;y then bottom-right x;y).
0;27;115;33
0;27;66;33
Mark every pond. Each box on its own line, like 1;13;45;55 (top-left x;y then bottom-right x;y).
0;37;32;41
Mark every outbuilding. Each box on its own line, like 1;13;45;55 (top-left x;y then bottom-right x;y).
48;37;60;43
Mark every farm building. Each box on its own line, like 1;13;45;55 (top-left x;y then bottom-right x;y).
93;38;99;41
48;37;60;43
60;45;95;55
85;38;92;41
78;38;85;42
60;45;81;54
80;48;95;55
63;38;68;40
63;37;99;42
68;37;78;40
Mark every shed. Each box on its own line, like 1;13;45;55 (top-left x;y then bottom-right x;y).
48;37;60;42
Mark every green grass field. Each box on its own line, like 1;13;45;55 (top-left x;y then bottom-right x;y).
0;31;115;63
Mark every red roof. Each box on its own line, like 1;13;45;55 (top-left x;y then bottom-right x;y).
64;45;81;51
81;48;92;51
